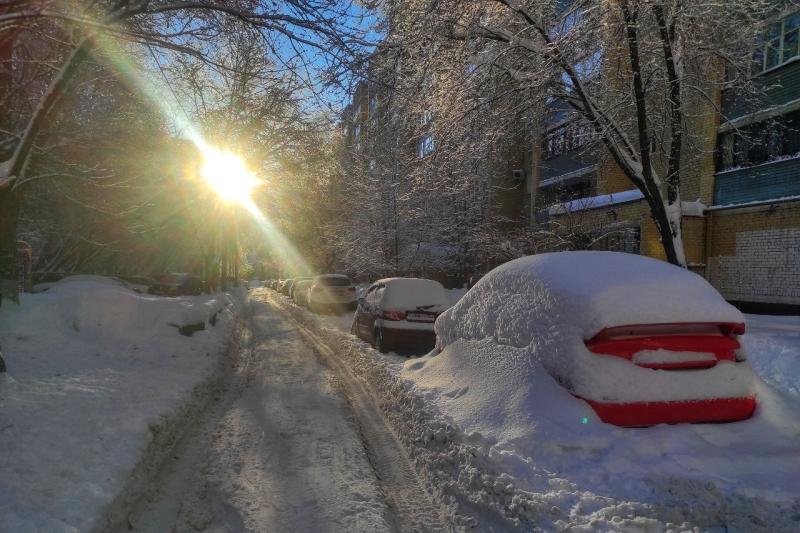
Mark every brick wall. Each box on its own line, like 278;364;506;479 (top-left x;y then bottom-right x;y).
707;201;800;304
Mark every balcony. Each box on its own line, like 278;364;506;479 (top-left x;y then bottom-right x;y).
714;156;800;206
722;60;800;123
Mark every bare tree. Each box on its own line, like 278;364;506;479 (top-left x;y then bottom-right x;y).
0;0;373;303
379;0;776;267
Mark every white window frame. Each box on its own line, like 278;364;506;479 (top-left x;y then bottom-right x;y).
419;133;434;158
756;10;800;75
421;109;433;127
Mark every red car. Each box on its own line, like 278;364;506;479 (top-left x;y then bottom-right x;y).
582;322;754;426
433;252;757;427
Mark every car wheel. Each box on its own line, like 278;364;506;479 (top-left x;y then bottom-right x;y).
373;327;388;353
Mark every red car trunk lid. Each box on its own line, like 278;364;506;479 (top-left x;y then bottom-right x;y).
586;322;745;370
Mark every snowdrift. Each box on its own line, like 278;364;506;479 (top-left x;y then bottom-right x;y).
0;277;243;532
401;252;800;527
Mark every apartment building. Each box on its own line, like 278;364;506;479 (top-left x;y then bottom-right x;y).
529;5;800;313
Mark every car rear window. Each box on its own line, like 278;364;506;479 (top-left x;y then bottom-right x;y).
316;275;352;286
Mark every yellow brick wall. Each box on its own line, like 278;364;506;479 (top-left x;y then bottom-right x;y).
549;197;706;263
707;201;800;304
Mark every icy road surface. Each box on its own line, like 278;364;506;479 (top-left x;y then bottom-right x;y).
126;292;445;532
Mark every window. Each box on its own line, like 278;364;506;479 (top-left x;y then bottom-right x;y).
542;120;593;160
365;285;384;306
421;109;433;127
353;124;362;153
755;11;800;74
419;133;435;158
717;110;800;170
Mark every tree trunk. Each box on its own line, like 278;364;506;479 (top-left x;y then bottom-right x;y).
648;193;686;267
0;186;19;306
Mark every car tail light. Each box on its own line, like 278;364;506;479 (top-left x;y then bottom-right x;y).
585;322;745;370
382;310;406;321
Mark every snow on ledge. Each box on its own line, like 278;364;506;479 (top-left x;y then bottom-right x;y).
709;194;800;211
548;188;644;215
715;153;800;176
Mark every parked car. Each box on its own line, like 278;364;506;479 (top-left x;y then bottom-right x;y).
353;278;451;354
308;274;357;313
148;273;203;296
292;279;313;307
289;277;312;299
434;251;757;427
281;278;296;296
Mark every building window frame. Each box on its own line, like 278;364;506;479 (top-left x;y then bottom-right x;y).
542;120;593;160
419;133;435;158
754;10;800;75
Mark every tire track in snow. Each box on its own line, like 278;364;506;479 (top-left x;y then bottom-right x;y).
121;294;396;532
270;294;449;533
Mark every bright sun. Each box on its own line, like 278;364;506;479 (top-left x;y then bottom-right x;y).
200;147;260;204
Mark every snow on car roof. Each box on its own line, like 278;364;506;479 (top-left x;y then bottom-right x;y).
436;251;743;347
372;278;450;309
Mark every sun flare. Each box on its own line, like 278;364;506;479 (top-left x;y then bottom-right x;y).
200;148;260;204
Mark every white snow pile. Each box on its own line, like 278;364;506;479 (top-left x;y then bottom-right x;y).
0;276;244;532
397;252;800;530
743;313;800;397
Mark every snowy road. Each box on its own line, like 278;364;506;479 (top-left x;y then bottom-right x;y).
125;292;445;532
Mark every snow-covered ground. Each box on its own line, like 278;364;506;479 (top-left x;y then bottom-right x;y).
744;313;800;397
0;277;243;532
273;266;800;531
126;293;397;532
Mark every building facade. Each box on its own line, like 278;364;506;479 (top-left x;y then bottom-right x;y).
528;5;800;313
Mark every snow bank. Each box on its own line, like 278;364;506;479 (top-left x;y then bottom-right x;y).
743;313;800;397
400;254;796;528
402;338;800;530
0;277;244;532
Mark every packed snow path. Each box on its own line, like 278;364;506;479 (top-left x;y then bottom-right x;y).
125;292;445;533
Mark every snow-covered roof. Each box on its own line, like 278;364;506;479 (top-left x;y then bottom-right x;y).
548;188;644;215
435;251;743;347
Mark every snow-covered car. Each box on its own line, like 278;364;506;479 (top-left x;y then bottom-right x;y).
353;278;451;353
434;251;757;427
292;279;313;307
308;274;357;313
